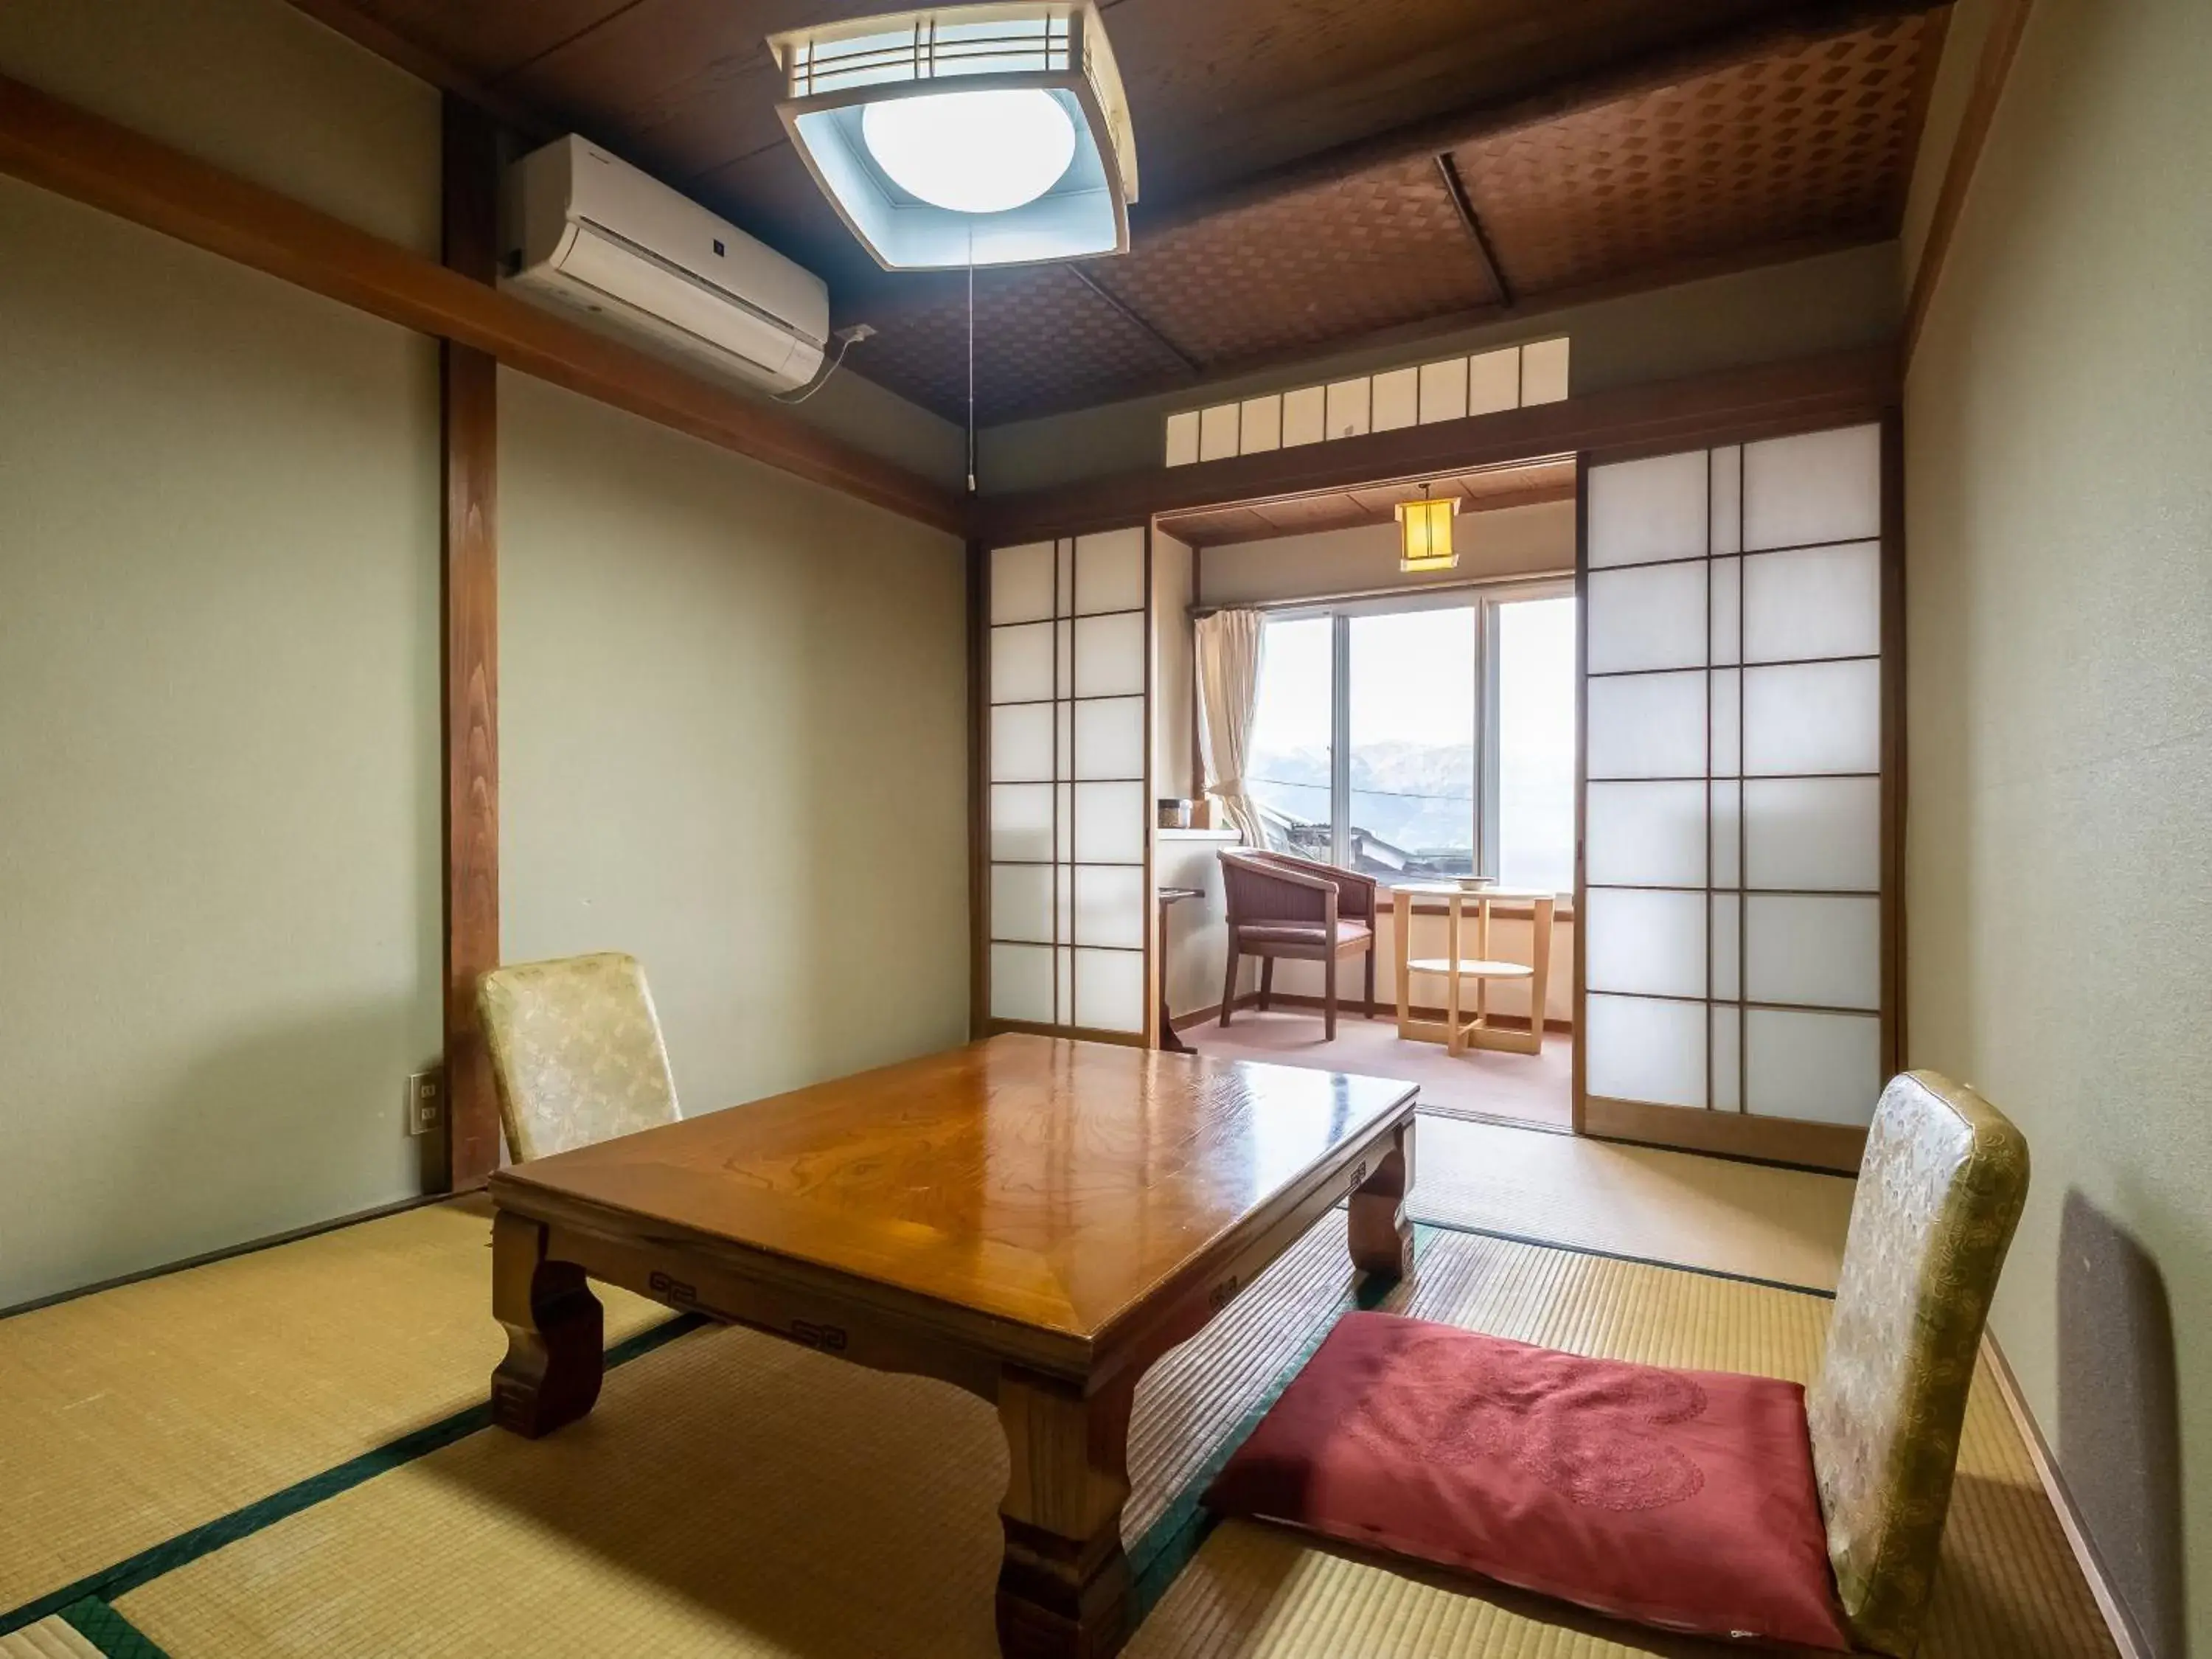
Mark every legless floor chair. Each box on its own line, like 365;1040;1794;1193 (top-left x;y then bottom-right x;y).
477;951;681;1162
1208;1071;2031;1655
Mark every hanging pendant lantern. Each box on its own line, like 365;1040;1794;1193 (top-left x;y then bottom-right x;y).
1397;487;1460;572
768;4;1138;272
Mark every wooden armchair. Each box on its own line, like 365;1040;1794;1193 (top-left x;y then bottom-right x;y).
1218;848;1378;1040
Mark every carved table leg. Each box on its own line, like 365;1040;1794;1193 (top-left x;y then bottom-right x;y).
1347;1118;1416;1284
490;1208;604;1439
996;1366;1135;1659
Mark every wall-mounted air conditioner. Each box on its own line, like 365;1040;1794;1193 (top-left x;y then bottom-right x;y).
503;136;829;396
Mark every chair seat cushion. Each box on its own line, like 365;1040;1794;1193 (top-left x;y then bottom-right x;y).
1238;919;1374;947
1204;1312;1851;1651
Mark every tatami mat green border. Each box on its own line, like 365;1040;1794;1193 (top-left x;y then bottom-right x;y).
1410;1214;1839;1298
0;1315;704;1638
55;1599;171;1659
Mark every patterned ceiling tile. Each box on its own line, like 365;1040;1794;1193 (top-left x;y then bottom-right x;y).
1451;17;1933;295
1098;154;1501;368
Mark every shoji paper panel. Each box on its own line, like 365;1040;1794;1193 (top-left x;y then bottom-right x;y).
1073;614;1146;698
1586;672;1705;778
990;783;1054;861
1745;894;1881;1010
1072;698;1145;779
1164;411;1200;468
1743;425;1880;551
1239;395;1282;453
1743;542;1881;662
1582;422;1886;1133
1587;995;1705;1110
1746;1010;1882;1124
992;542;1054;623
1588;451;1706;567
987;531;1152;1036
1073;781;1147;863
1075;947;1146;1034
1075;528;1147;614
991;943;1053;1023
1197;403;1239;463
1074;864;1147;950
1585;888;1705;999
990;622;1055;703
1585;780;1706;887
1587;562;1708;673
991;864;1054;943
1744;776;1880;890
1743;660;1881;775
1418;357;1468;424
991;703;1053;781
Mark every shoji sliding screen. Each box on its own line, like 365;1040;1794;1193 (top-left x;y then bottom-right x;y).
1579;422;1893;1164
985;528;1155;1041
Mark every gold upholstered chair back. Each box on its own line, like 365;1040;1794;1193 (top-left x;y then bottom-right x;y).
1807;1070;2029;1656
476;952;681;1163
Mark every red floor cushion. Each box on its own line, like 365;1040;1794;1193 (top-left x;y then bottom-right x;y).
1206;1312;1851;1650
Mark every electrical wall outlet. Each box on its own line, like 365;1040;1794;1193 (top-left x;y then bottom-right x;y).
406;1069;443;1137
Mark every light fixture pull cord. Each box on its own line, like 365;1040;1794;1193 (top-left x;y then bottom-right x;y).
966;231;977;495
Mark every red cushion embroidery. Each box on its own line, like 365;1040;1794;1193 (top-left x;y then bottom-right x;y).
1205;1312;1851;1651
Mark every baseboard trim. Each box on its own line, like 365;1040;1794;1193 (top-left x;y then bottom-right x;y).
1979;1329;2152;1659
1173;995;1572;1034
0;1191;453;1322
1581;1094;1865;1175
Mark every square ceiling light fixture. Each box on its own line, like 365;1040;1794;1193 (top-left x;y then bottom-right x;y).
768;4;1138;271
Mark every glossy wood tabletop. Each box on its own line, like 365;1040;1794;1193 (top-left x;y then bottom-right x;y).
490;1033;1416;1342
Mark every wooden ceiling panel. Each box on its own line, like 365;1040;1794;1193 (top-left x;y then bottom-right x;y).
1103;0;1798;206
1092;155;1498;369
496;0;787;186
341;0;636;81
291;0;1944;427
1453;17;1934;295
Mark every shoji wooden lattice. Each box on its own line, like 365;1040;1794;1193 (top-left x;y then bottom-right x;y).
986;529;1154;1037
1581;424;1890;1127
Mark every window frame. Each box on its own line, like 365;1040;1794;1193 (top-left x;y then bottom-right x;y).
1252;574;1575;887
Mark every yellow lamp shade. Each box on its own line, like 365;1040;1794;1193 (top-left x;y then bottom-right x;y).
1397;495;1459;572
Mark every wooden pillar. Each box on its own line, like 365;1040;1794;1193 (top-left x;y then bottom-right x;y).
440;94;501;1189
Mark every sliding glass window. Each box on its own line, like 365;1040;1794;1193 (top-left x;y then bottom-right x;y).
1243;582;1575;891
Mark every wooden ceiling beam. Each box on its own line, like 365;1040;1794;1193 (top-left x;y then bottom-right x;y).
0;73;964;533
1904;0;2033;362
973;344;1902;545
1436;153;1513;309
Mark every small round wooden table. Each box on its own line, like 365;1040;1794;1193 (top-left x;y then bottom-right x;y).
1156;886;1203;1053
1391;881;1557;1057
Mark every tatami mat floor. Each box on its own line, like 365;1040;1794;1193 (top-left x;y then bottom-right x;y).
1407;1114;1857;1293
0;1116;2110;1659
0;1195;664;1613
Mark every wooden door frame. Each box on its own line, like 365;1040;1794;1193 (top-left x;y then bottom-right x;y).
968;349;1902;1082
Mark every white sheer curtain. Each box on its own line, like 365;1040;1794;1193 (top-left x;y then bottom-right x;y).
1194;608;1267;847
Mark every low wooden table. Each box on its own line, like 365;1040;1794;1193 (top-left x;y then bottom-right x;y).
1392;881;1558;1057
487;1033;1417;1659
